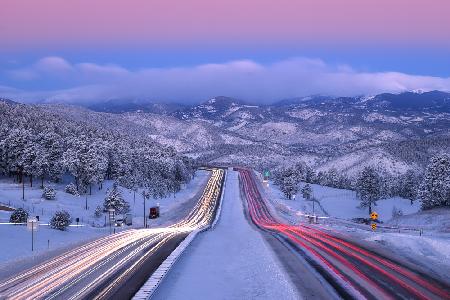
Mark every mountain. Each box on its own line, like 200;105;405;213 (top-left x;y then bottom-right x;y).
163;91;450;174
171;96;265;121
87;99;185;114
0;98;17;105
364;91;450;112
3;90;450;176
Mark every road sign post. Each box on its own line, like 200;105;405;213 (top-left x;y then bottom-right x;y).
370;212;378;220
370;212;378;231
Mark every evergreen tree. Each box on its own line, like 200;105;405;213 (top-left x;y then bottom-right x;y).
301;184;313;200
94;205;103;218
280;174;299;199
356;166;382;214
42;186;56;200
398;170;420;204
65;183;80;196
419;154;450;210
50;210;72;231
10;208;28;223
103;182;130;214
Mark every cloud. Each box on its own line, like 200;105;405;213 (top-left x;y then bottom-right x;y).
2;56;450;104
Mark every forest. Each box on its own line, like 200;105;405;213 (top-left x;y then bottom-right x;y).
0;102;195;199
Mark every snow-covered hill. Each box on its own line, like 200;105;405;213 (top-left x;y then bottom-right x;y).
9;91;450;175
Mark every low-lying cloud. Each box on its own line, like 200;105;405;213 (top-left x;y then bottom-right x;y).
2;56;450;104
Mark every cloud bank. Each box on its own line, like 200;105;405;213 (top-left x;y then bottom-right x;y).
2;56;450;104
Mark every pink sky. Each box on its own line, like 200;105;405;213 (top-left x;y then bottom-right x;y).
1;0;449;48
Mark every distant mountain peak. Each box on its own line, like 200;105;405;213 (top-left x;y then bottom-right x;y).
0;98;17;105
411;89;427;94
203;96;243;106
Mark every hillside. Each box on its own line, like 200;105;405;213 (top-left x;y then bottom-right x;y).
6;91;450;175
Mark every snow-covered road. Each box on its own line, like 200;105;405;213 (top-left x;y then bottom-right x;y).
153;170;299;300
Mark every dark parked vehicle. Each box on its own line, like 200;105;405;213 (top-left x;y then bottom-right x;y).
149;206;160;219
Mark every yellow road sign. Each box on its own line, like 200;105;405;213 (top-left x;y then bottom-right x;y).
371;223;377;230
370;212;378;220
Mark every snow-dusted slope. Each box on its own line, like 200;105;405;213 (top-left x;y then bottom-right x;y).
38;91;450;175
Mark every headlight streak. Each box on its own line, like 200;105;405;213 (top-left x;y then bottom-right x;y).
9;232;163;300
45;233;170;300
0;169;225;300
89;234;175;300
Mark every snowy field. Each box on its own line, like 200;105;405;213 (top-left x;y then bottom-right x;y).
258;175;450;280
0;170;210;265
153;171;300;300
262;176;421;223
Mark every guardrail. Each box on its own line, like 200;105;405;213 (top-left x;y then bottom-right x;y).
133;170;227;300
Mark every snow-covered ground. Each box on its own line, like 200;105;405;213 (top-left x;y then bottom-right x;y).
263;177;420;223
0;170;210;265
153;171;299;300
259;175;450;281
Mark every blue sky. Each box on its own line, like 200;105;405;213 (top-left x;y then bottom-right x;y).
1;0;449;104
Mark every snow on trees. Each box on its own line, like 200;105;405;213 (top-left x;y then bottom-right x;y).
9;208;28;223
301;184;313;200
94;205;103;218
356;166;382;214
275;168;302;199
103;182;130;214
42;186;56;200
396;170;420;204
50;210;72;231
419;154;450;210
0;102;194;201
65;183;80;196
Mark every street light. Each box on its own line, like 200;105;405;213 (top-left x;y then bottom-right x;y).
27;217;39;251
107;208;115;234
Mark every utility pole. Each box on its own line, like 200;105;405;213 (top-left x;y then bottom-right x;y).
85;194;88;210
313;200;315;216
143;194;146;228
31;221;34;251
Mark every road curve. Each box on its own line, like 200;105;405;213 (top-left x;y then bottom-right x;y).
0;168;224;300
238;168;450;300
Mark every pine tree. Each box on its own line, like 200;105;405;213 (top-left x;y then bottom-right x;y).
419;154;450;210
103;182;130;214
301;184;313;200
356;166;382;214
65;183;80;196
280;174;299;199
10;208;28;223
42;186;56;200
50;210;72;230
94;205;103;218
398;170;419;204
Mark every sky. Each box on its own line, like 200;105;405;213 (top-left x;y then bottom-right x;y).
1;0;450;104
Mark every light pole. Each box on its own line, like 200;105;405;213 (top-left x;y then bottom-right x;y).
27;217;38;251
108;208;115;234
143;193;146;228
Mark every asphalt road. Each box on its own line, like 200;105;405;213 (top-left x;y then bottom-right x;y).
0;168;225;300
238;168;450;300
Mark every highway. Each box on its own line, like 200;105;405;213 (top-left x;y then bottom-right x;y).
0;168;224;300
239;169;450;300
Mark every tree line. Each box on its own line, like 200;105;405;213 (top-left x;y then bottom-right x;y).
0;102;195;199
273;154;450;212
